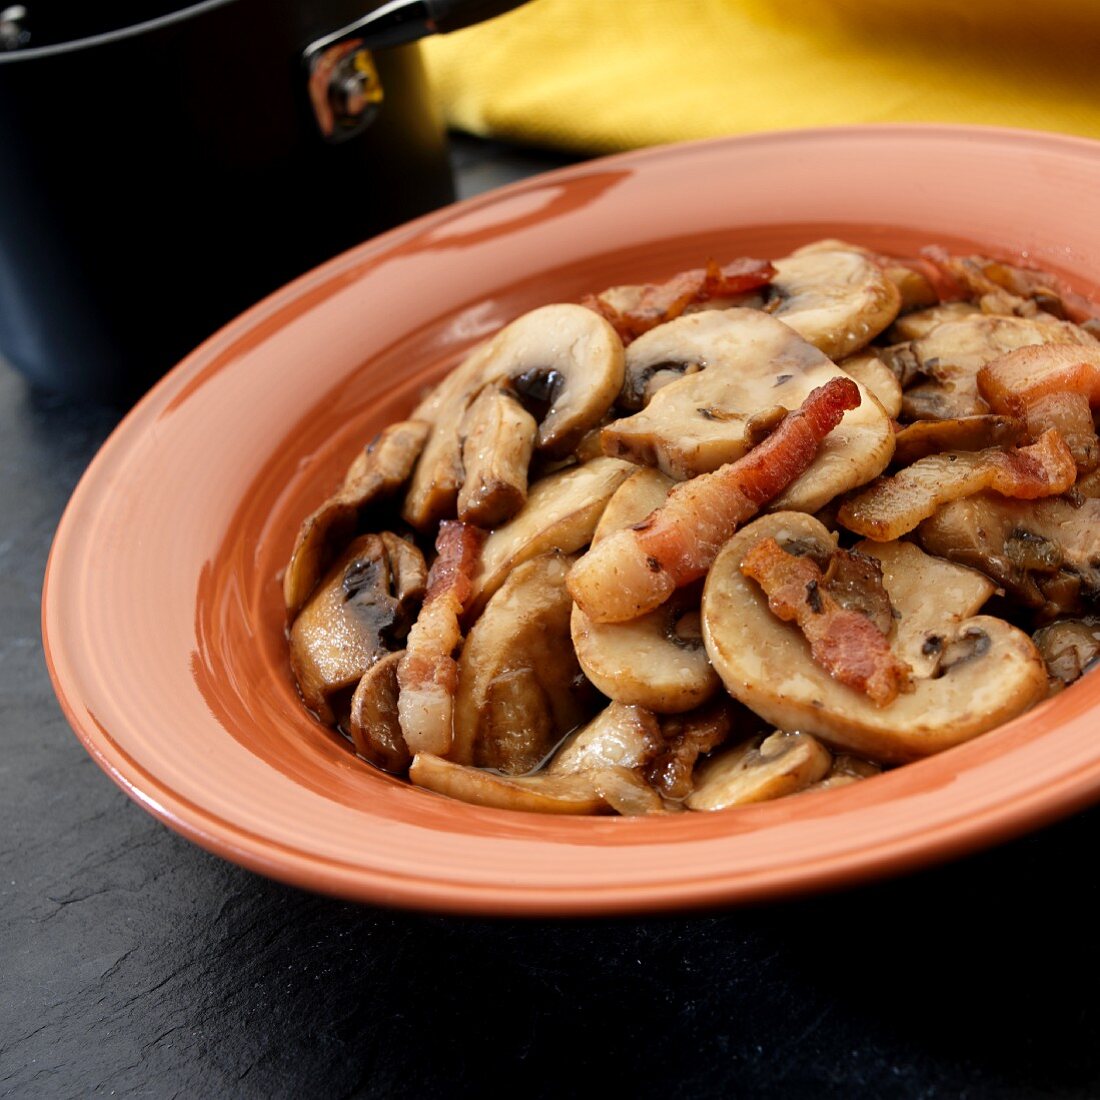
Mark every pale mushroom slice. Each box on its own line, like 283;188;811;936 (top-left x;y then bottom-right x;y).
570;468;720;712
467;456;634;618
790;238;938;312
289;533;427;724
402;304;625;529
548;702;663;775
685;731;832;811
886;302;981;342
452;552;596;775
766;248;901;360
601;309;893;512
283;419;430;616
702;511;1048;762
837;351;902;418
893;313;1098;420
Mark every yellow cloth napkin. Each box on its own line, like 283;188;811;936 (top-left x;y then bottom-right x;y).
422;0;1100;154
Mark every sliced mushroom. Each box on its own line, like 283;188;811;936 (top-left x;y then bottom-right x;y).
892;313;1097;420
283;420;430;615
601;309;893;512
409;753;608;814
457;385;538;526
892;415;1026;466
289;533;427;723
646;699;741;800
467;456;633;618
886;302;981;342
402;304;625;529
452;552;596;775
803;753;883;792
1033;618;1100;687
918;494;1100;617
348;650;409;774
766;247;901;360
702;511;1048;762
838;351;902;418
548;701;664;775
685;731;832;811
570;468;720;712
790;238;938;312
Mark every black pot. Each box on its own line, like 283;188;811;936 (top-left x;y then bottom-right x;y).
0;0;523;402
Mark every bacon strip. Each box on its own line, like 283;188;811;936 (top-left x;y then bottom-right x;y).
838;430;1077;541
397;521;484;756
582;257;776;343
566;376;861;622
740;539;910;706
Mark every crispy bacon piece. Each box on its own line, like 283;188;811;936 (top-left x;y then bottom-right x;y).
978;345;1100;471
740;539;911;706
581;257;776;343
396;521;484;756
920;247;1100;325
646;700;734;801
838;430;1077;541
977;344;1100;414
567;376;861;622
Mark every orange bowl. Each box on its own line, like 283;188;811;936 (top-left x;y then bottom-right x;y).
43;125;1100;915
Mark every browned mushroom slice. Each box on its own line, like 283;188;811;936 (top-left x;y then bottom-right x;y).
645;699;741;801
403;304;625;529
803;754;883;792
686;731;833;811
837;430;1076;541
892;313;1097;420
348;650;409;774
886;302;981;342
790;239;938;312
602;309;893;511
283;420;430;615
457;385;538;526
290;533;427;724
409;753;608;814
548;702;663;775
892;416;1026;466
452;552;596;775
702;512;1047;762
918;493;1100;618
570;468;720;712
1033;618;1100;688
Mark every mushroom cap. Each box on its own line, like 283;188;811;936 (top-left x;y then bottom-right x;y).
348;649;409;774
569;467;720;712
403;304;625;529
467;456;634;617
602;309;894;512
702;511;1048;762
452;552;596;775
768;248;901;360
685;731;832;811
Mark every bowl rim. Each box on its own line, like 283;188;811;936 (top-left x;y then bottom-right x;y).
42;122;1100;914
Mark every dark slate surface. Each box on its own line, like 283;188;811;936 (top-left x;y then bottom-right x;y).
5;135;1100;1099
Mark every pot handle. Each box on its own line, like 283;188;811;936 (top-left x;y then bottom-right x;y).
306;0;530;60
305;0;531;140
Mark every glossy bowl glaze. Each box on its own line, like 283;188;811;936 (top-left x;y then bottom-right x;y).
43;125;1100;914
